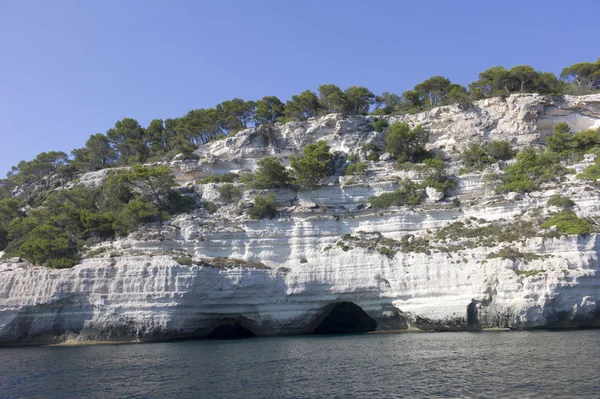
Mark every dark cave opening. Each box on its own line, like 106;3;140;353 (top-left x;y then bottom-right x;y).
206;323;255;339
313;302;377;334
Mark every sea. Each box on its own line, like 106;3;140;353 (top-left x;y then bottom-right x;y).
1;330;599;398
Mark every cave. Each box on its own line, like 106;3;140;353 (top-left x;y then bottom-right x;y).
313;302;377;334
206;322;255;339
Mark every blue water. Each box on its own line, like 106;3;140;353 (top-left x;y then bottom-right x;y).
1;330;599;398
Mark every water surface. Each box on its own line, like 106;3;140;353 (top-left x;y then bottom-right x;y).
1;330;599;398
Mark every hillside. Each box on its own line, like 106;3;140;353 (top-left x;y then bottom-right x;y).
1;93;600;345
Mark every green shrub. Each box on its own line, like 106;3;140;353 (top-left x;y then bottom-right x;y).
496;148;569;193
378;246;396;258
368;179;421;209
547;194;575;209
201;201;218;214
300;258;308;263
251;157;291;189
541;209;592;235
486;140;515;161
19;222;79;268
290;141;332;189
421;158;456;194
345;161;368;175
384;122;428;162
218;184;242;203
175;256;193;265
248;194;278;219
372;119;389;133
577;163;600;181
486;247;541;264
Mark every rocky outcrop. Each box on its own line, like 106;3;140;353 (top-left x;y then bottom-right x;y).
2;93;600;345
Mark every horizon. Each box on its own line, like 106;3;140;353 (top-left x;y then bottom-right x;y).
1;0;599;175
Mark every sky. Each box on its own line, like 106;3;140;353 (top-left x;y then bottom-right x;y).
0;0;598;175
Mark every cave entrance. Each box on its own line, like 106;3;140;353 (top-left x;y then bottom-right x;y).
313;302;377;334
206;322;255;339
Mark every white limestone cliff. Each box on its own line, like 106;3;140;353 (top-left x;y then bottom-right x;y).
1;93;600;345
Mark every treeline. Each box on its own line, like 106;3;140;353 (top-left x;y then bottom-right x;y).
1;58;599;197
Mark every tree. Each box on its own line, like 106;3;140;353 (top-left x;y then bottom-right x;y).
469;66;512;97
284;90;320;120
561;59;600;94
510;65;538;92
119;165;177;212
414;76;452;108
384;122;428;162
400;90;423;112
254;96;285;125
19;222;78;268
546;122;572;153
216;99;256;133
290;140;333;189
344;86;375;115
71;133;117;172
8;151;70;187
318;84;348;114
374;92;402;114
445;84;470;105
146;119;171;155
248;194;278;219
253;157;291;189
106;118;148;165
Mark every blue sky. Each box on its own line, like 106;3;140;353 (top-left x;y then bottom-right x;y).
0;0;598;175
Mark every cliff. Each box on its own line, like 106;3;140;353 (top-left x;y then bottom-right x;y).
2;93;600;345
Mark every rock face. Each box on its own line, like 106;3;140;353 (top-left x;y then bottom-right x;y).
2;93;600;346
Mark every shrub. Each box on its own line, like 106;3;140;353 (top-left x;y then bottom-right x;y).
345;161;368;175
460;144;492;169
547;194;575;209
486;247;541;264
486;140;515;161
384;122;428;162
421;158;456;194
201;201;218;214
577;163;600;181
368;179;421;209
18;222;79;268
248;194;278;219
541;209;592;235
290;140;332;189
252;157;291;189
218;184;242;203
300;258;308;263
175;256;193;265
372;119;389;133
496;148;569;193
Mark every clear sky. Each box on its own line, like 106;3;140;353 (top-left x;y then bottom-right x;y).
0;0;598;175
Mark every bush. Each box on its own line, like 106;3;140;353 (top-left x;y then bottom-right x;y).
460;141;514;170
372;119;389;133
201;201;218;214
175;256;193;265
345;161;368;175
577;163;600;181
248;194;278;219
421;158;456;195
368;179;421;209
252;157;291;189
547;194;575;209
197;173;237;184
496;148;569;193
218;184;242;203
19;222;79;268
290;141;333;189
541;209;592;235
384;122;428;162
